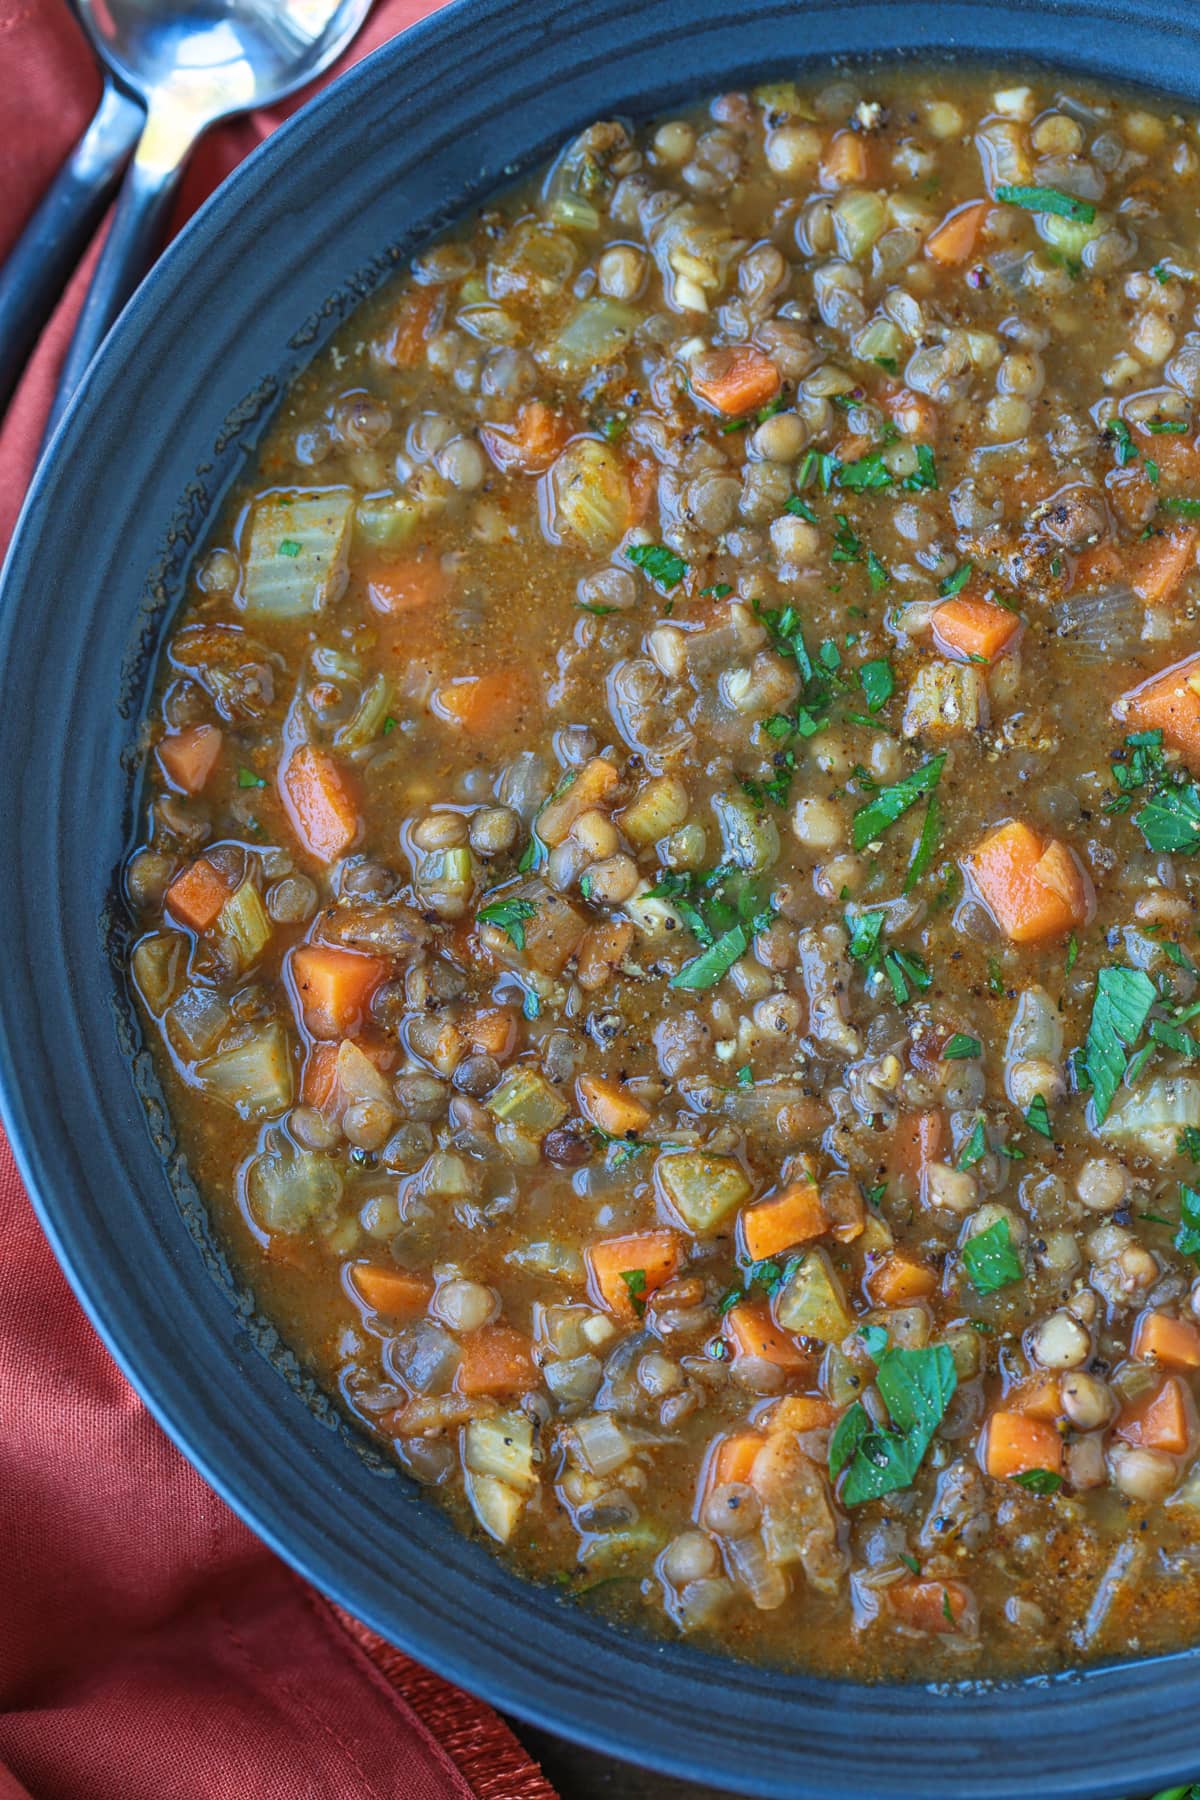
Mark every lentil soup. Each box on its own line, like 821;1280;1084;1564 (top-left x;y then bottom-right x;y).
126;65;1200;1680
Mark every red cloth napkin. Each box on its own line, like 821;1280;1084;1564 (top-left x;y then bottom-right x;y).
0;7;559;1797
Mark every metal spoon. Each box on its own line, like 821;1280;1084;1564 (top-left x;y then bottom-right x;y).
43;0;374;443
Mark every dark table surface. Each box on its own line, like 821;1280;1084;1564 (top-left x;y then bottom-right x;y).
512;1723;741;1800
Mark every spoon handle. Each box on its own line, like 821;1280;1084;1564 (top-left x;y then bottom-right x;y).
0;76;144;415
43;102;200;445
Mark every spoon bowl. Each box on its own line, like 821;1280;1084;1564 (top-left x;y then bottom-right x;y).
44;0;372;436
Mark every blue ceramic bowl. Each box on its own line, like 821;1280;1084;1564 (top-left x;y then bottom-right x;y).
2;3;1199;1793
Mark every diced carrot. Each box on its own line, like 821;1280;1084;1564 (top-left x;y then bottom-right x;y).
820;129;871;187
462;1005;519;1060
165;857;232;932
377;285;442;369
1116;1376;1197;1455
348;1262;433;1317
291;945;388;1039
931;595;1022;663
586;1231;683;1320
866;1252;938;1306
1073;538;1126;587
1130;527;1198;606
627;457;659;525
722;1298;807;1369
981;1410;1063;1480
924;199;990;267
699;1429;765;1504
156;723;223;794
279;745;360;864
366;553;447;614
1120;653;1200;768
690;344;782;417
576;920;635;992
1014;1378;1062;1423
432;671;529;735
890;1109;945;1193
575;1072;650;1139
537;756;619;846
739;1179;829;1263
768;1394;838;1433
479;400;573;475
1131;1310;1200;1372
456;1324;538;1397
888;1578;975;1634
966;820;1092;944
887;388;939;442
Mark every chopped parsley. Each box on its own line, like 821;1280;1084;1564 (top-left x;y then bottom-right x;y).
1148;418;1189;434
943;1033;982;1060
903;795;941;896
903;444;939;492
277;538;302;557
382;715;398;736
866;550;891;591
962;1217;1023;1294
1162;496;1200;518
701;582;732;599
1012;1469;1063;1495
829;1343;957;1506
237;767;267;789
627;543;688;591
1024;1094;1054;1140
957;1119;988;1170
1107;418;1137;466
1176;1183;1200;1260
1179;1126;1200;1163
619;1268;648;1315
859;658;894;713
1083;966;1157;1124
938;562;973;599
995;183;1096;223
784;494;819;524
476;897;537;950
653;865;776;992
853;754;946;852
838;451;892;493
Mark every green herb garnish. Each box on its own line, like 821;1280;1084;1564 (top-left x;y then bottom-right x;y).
938;562;973;599
476;897;537;950
627;543;689;591
1084;966;1157;1124
943;1033;982;1060
996;184;1096;223
1024;1094;1054;1139
830;1344;957;1505
962;1217;1022;1294
1012;1468;1063;1495
853;754;945;852
237;767;267;789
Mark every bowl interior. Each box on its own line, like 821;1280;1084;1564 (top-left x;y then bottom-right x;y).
3;2;1200;1794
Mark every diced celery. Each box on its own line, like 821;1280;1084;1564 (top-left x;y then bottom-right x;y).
833;189;887;260
166;984;231;1060
545;299;640;375
416;845;476;914
941;1325;984;1381
197;1021;294;1118
573;1411;637;1476
866;1305;932;1351
246;1136;343;1233
131;930;186;1015
214;880;271;973
858;1214;895;1257
1101;1076;1200;1161
712;789;780;873
1039;211;1104;256
463;1410;536;1493
463;1468;526;1543
548;193;601;232
902;661;989;737
579;1519;667;1570
618;776;690;848
655;1150;752;1233
773;1249;853;1343
354;491;421;549
456;303;520;344
544;440;631;552
334;672;392;752
853;317;907;366
820;1343;863;1409
488;219;578;299
418;1151;472;1199
241;489;354;618
486;1067;568;1136
505;1239;585;1282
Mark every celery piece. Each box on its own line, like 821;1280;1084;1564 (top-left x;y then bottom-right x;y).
545;299;640;375
197;1021;294;1119
774;1249;854;1343
656;1150;752;1233
578;1518;667;1571
334;672;392;752
246;1137;343;1234
463;1410;536;1493
463;1469;526;1544
214;880;271;974
165;984;230;1060
131;930;187;1015
354;491;421;550
545;440;631;552
241;489;354;618
486;1066;569;1136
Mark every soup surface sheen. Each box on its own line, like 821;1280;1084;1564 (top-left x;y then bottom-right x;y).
127;66;1200;1679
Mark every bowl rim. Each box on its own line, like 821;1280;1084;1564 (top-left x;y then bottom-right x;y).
4;2;1200;1794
